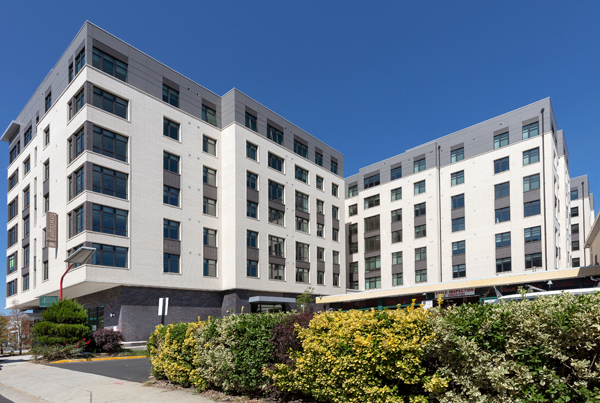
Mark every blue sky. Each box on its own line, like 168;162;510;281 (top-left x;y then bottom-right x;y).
0;1;598;308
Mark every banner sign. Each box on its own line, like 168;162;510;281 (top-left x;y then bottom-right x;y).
46;212;58;248
437;288;476;298
40;296;59;307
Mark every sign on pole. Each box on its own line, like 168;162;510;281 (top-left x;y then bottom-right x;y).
436;288;476;299
40;296;59;307
46;212;59;248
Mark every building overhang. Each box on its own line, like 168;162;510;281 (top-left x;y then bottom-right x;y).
585;213;600;248
1;121;20;143
248;296;296;304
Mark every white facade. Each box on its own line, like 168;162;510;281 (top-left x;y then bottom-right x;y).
570;175;595;267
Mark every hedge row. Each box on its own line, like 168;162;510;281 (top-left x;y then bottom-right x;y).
148;292;600;402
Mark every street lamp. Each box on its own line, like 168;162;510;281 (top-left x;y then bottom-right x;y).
60;246;96;300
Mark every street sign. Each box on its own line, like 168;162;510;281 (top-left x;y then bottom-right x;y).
39;296;59;307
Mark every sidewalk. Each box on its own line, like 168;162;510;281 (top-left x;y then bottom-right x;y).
0;360;215;403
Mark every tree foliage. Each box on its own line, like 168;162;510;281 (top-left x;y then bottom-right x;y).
32;299;90;346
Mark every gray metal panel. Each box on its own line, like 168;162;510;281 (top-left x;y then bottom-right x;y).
247;188;259;203
414;215;426;227
269;255;285;265
524;241;542;255
391;220;402;232
203;246;218;260
42;247;48;263
164;239;181;255
332;264;340;274
295;210;310;221
365;269;381;279
572;232;579;242
164;171;181;189
495;247;511;259
452;254;466;265
392;263;403;274
350;234;358;243
92;38;129;64
43;179;50;196
364;230;380;239
415;260;427;270
84;201;93;232
332;219;339;230
247;247;259;261
296;261;310;269
21;265;29;276
450;143;464;151
364;251;380;259
22;235;29;247
317;261;325;271
494;196;510;210
451;207;465;219
22;205;30;218
351;272;359;282
316;213;325;225
269;200;285;210
524;188;540;203
203;184;218;200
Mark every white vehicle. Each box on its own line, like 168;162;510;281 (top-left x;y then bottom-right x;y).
492;287;600;304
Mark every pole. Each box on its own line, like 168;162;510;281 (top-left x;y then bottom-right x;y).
582;181;586;266
59;263;74;300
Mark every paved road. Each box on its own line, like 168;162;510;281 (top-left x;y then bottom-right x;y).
52;357;153;383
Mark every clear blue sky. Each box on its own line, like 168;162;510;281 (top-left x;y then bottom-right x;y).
0;1;598;308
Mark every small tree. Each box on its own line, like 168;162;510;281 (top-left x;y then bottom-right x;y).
0;314;8;354
8;310;32;354
296;287;315;312
32;298;90;346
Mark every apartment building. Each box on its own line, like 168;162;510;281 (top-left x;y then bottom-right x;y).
344;98;592;292
569;175;595;267
3;22;345;340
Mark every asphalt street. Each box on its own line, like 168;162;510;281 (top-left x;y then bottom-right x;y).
52;357;153;383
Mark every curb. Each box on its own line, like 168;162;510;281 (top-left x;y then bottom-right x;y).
50;355;149;364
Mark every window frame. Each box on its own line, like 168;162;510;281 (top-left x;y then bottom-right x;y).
494;132;509;149
494;156;509;174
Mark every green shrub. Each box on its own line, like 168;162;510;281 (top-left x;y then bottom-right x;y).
41;299;88;324
31;342;87;361
32;299;91;347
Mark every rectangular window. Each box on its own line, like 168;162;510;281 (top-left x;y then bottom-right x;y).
522;122;539;139
295;192;309;212
391;187;402;201
93;126;128;162
414;158;425;173
74;90;85;117
365;256;381;272
572;223;579;234
496;232;511;248
245;112;257;131
203;197;217;216
331;160;338;175
268;208;284;225
203;167;217;187
203;136;217;156
495;207;510;223
69;128;85;162
296;217;309;233
296;242;309;262
316;176;323;190
317;223;324;237
365;276;381;289
349;261;359;280
316;200;324;214
349;241;358;254
414;202;426;217
523;174;540;192
296;267;309;283
202;105;216;125
392;251;403;265
391;208;402;222
267;125;283;145
92;47;128;81
451;171;464;186
572;241;580;251
68;167;85;199
414;180;426;195
24;127;32;146
349;223;358;235
415;224;426;239
246;230;257;248
8;253;16;273
163;118;180;141
348;185;358;197
164;152;179;174
452;240;465;255
294;140;308;158
364;174;380;189
163;219;179;240
23;216;30;237
203;259;217;277
75;48;85;74
246;172;258;190
524;200;541;217
525;253;543;269
494;156;509;174
496;257;511;273
43;262;49;280
365;236;381;252
68;206;83;237
92;165;127;199
495;182;510;199
7;280;16;297
203;228;217;247
247;260;258;277
44;195;49;213
269;263;284;280
9;172;17;190
93;87;128;119
523;148;539;165
392;230;402;243
451;148;464;163
453;264;466;278
9;143;20;165
392;273;403;286
23;187;30;207
8;199;17;221
571;189;579;200
333;251;340;265
494;132;509;149
364;215;380;232
364;195;380;209
317;271;325;285
571;206;579;217
268;153;284;172
452;217;465;232
92;243;127;268
524;226;541;243
332;184;339;197
332;206;339;219
246;142;257;160
332;228;339;241
68;63;74;82
247;201;258;218
573;258;581;268
451;194;465;210
162;84;179;107
268;236;285;257
391;166;402;180
163;186;180;207
295;166;308;183
44;126;50;146
315;152;323;166
415;269;427;283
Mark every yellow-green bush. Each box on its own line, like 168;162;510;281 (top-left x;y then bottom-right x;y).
266;305;446;403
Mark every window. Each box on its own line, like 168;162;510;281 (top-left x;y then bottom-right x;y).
296;267;309;283
414;158;425;173
203;197;217;216
268;153;283;172
44;126;50;146
93;87;127;119
8;199;17;221
365;256;381;272
246;230;257;248
269;263;284;280
92;47;127;81
296;242;309;262
246;172;258;190
163;118;179;141
247;201;258;218
522;122;539;139
246;142;257;160
494;132;509;149
317;223;324;237
69;63;74;82
571;207;579;217
346;204;357;217
203;136;216;156
68;128;85;162
162;84;179;107
203;228;217;247
316;200;324;214
452;217;465;232
391;208;402;223
269;208;284;225
451;171;464;186
524;200;541;217
332;184;339;197
68;167;85;199
316;176;323;190
9;142;20;164
268;236;285;257
92;243;127;268
523;174;540;192
332;228;339;241
267;125;283;145
392;252;403;265
331;160;338;175
451;148;464;163
364;174;380;189
415;269;427;283
525;253;543;269
164;152;179;174
203;167;217;187
391;187;402;201
9;171;17;189
8;253;16;273
296;217;309;233
348;185;358;197
524;226;541;243
315;152;323;166
572;241;580;251
572;223;579;234
295;166;308;183
7;280;16;297
495;207;510;223
349;223;358;235
364;194;380;209
204;259;217;277
93;126;128;162
414;180;426;195
163;186;180;207
333;251;340;264
245;112;257;131
247;260;258;277
90;204;128;237
392;230;402;243
496;232;511;248
23;187;30;208
75;48;85;74
365;277;381;289
364;215;380;232
42;262;48;281
449;194;464;211
523;148;539;165
68;206;83;237
23;216;30;237
392;273;403;286
349;242;358;253
495;182;510;199
164;253;180;273
24;127;32;146
452;240;465;256
294;140;308;158
414;202;426;217
92;165;127;199
295;192;309;213
415;224;426;238
349;262;359;289
391;166;402;180
44;195;49;213
202;105;216;125
573;258;581;268
571;189;579;200
163;219;179;240
333;273;339;287
453;264;466;278
494;157;509;173
496;257;511;272
332;206;339;220
365;236;380;252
